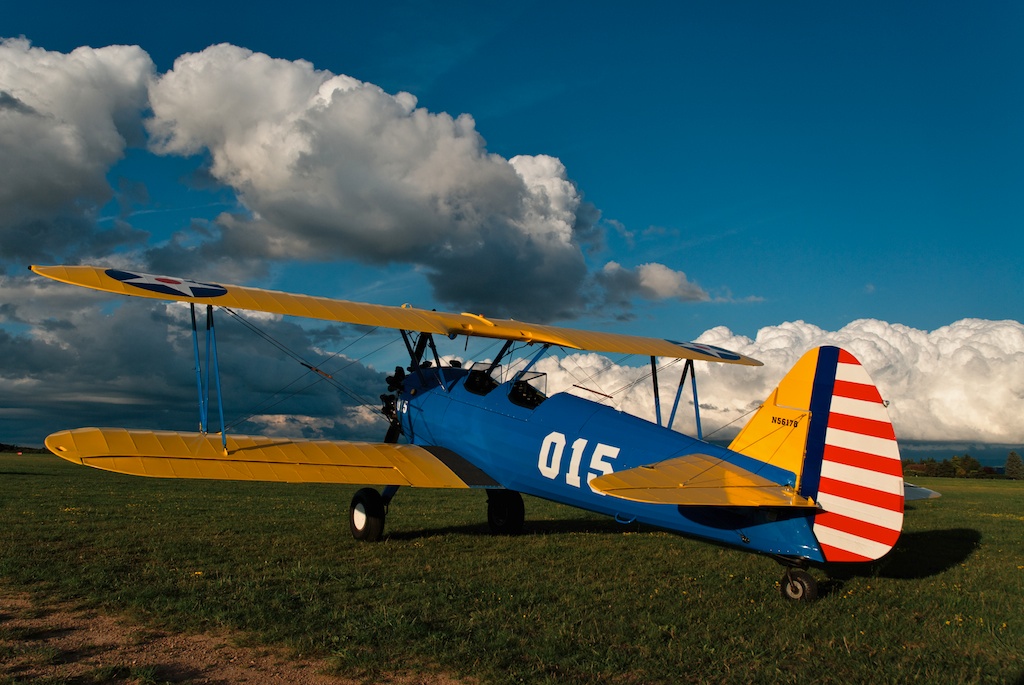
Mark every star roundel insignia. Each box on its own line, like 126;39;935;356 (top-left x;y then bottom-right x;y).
667;340;742;361
106;269;228;299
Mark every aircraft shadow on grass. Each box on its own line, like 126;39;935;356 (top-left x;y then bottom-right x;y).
384;516;633;541
384;519;982;583
818;527;982;598
832;528;981;580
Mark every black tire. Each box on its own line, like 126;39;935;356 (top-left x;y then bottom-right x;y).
487;490;525;535
350;488;386;541
779;568;818;602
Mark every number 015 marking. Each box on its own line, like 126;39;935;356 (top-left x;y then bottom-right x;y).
537;431;619;491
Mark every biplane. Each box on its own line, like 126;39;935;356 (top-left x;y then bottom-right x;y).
32;264;913;601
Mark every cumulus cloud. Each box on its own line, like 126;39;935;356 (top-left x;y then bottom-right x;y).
0;275;392;444
534;318;1024;445
0;38;153;261
144;44;597;319
597;261;709;305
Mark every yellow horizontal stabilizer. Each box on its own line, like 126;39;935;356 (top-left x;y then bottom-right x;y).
589;454;818;507
30;265;760;365
44;427;495;488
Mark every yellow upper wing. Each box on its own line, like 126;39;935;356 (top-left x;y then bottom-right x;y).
589;454;817;507
30;265;761;365
46;427;497;487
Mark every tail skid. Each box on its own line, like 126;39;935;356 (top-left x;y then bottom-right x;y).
730;346;904;562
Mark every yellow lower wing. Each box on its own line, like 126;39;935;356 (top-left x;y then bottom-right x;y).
589;454;817;507
45;428;496;488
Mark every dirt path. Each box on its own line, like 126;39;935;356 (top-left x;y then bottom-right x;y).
0;585;466;684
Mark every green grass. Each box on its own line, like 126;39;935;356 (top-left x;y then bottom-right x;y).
1;453;1022;683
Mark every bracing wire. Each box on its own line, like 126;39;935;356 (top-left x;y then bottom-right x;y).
604;357;682;399
558;353;747;439
559;351;638;400
701;404;760;440
218;308;399;431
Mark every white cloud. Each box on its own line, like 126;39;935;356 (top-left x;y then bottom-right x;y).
638;262;708;300
597;261;709;305
0;38;152;260
536;319;1024;445
247;413;343;439
144;44;599;320
507;154;580;247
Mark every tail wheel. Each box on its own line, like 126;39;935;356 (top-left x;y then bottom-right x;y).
350;488;386;541
487;490;524;535
779;568;818;602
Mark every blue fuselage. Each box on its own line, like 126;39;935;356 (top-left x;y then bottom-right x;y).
397;367;824;562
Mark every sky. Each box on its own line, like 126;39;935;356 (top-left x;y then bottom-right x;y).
1;1;1022;457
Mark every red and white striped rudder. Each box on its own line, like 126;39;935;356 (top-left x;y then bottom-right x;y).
806;348;904;562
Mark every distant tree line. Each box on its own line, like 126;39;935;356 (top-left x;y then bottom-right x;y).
0;443;47;454
903;451;1023;480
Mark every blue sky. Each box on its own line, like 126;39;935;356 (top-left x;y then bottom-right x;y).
2;1;1022;450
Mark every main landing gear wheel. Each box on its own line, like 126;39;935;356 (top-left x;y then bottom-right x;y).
779;568;818;603
487;490;524;535
350;487;386;542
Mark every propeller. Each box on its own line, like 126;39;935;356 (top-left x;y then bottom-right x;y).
386;366;406;392
381;365;406;443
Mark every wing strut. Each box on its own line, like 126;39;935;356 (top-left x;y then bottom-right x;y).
425;334;448;389
650;357;662;426
486;339;515;377
400;329;449;389
190;303;228;453
666;359;702;439
513;344;552;381
190;304;205;430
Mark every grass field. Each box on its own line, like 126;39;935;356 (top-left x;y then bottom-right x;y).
1;452;1022;684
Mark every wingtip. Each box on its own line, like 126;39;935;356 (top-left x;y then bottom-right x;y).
44;430;84;465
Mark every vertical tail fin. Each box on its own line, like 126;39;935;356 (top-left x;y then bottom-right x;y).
729;346;904;562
